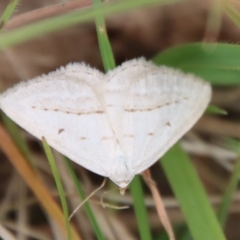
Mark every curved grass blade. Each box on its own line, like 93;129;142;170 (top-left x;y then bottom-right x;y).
161;143;226;240
42;138;72;240
0;0;181;50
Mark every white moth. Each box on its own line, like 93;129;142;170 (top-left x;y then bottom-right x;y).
0;58;211;188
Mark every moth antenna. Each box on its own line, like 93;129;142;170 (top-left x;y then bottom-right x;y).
68;177;107;221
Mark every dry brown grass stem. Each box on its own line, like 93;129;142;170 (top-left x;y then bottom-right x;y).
142;169;176;240
4;0;91;31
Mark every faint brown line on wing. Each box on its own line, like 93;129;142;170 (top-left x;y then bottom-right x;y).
124;100;180;112
31;106;104;115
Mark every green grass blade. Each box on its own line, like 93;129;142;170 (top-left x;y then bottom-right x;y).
130;176;152;240
161;143;226;240
93;0;115;71
0;0;19;29
206;105;227;115
64;157;106;240
42;138;72;240
0;0;181;49
153;43;240;85
217;139;240;227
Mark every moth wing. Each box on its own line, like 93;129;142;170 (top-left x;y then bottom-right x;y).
0;63;116;177
106;59;211;173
